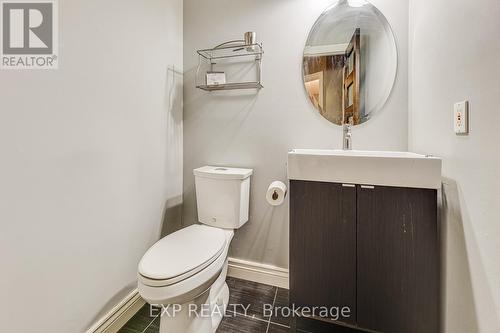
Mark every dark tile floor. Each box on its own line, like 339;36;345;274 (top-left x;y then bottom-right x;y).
118;303;160;333
119;277;356;333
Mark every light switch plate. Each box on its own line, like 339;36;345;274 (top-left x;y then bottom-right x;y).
454;100;469;134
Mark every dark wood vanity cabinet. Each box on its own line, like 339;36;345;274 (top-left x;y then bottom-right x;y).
290;180;439;333
290;181;357;325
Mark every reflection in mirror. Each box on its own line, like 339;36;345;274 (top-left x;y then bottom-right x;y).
303;0;397;126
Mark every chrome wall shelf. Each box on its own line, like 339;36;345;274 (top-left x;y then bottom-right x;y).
197;43;263;60
197;82;263;91
195;42;264;91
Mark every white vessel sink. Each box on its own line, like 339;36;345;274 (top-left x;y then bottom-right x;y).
287;149;442;189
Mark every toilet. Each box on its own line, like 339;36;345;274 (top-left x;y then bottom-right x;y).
137;166;253;333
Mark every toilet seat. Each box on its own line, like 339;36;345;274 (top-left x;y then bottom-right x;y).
138;224;227;287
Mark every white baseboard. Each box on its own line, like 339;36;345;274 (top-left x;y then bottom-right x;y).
85;259;287;333
227;257;289;289
85;289;145;333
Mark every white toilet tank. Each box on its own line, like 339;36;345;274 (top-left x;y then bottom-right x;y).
194;166;253;229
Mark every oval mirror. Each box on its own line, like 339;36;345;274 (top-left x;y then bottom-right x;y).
303;0;397;126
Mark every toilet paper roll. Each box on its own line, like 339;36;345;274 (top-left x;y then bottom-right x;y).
266;181;287;206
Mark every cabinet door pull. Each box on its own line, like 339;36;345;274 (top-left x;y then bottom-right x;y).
361;185;375;189
342;184;356;188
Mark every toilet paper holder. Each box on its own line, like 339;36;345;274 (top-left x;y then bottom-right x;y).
266;181;287;206
272;190;279;201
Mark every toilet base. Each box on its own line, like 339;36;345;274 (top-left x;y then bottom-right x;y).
158;263;230;333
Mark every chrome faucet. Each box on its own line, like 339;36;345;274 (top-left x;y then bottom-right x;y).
343;124;352;150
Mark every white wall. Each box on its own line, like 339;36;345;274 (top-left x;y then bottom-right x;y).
183;0;408;268
409;0;500;332
0;1;183;332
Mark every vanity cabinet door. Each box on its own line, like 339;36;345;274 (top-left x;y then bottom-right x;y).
356;185;439;333
290;180;357;325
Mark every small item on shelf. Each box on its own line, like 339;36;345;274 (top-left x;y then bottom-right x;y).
244;32;256;45
206;71;226;86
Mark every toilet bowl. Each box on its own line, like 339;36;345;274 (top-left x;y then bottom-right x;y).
137;166;253;333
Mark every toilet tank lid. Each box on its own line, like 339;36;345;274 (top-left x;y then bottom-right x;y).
194;166;253;180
